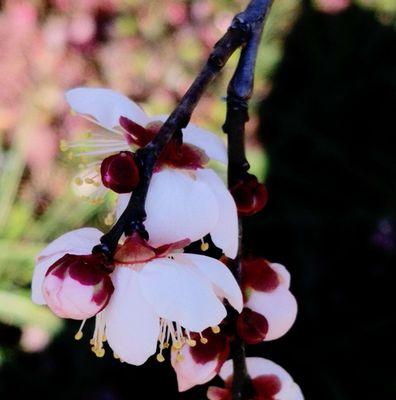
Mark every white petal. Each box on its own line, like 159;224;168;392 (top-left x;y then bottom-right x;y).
220;357;303;400
270;263;291;289
195;169;238;258
139;257;226;332
180;253;243;312
66;88;149;129
288;383;305;400
38;228;102;259
171;345;218;392
145;169;219;247
150;115;227;164
246;287;298;341
32;228;102;305
105;267;160;365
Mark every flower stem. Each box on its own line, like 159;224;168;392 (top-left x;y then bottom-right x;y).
223;2;271;398
94;0;272;257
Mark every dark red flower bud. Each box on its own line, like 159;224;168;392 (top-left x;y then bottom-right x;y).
241;257;280;294
100;151;139;193
230;174;268;216
237;308;269;344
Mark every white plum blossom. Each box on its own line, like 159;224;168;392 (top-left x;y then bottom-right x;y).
31;229;243;365
64;88;238;258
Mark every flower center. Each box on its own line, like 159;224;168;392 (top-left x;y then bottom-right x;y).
156;319;220;363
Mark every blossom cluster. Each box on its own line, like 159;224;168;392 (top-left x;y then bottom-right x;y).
31;88;303;398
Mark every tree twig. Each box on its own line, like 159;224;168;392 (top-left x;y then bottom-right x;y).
94;0;271;257
223;2;271;398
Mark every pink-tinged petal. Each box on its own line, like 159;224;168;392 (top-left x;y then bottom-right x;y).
270;263;291;289
32;228;102;305
66;88;149;130
42;254;113;320
219;357;304;400
207;386;230;400
151;115;227;164
246;287;297;341
144;169;219;247
195;169;238;258
289;383;305;400
105;267;160;365
32;254;63;305
139;257;226;332
180;253;243;312
171;345;219;392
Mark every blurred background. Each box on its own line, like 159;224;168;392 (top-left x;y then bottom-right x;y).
0;0;395;398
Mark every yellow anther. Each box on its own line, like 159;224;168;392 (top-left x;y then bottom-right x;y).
59;140;69;152
176;353;184;362
91;346;97;353
156;354;165;363
200;337;208;344
186;339;196;347
67;152;74;160
74;177;83;186
113;353;120;359
74;331;83;340
84;131;93;139
84;178;94;184
172;341;182;350
90;338;96;346
201;242;209;251
102;335;107;342
104;214;114;226
93;181;101;187
211;325;221;334
96;348;105;358
162;342;170;349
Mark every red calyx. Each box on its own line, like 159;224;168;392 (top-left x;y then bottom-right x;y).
119;116;208;171
100;151;139;193
237;308;269;344
154;139;208;171
190;328;229;371
120;116;156;147
230;174;268;216
241;257;280;294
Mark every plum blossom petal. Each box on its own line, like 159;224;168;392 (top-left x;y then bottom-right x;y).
105;267;160;365
180;253;243;312
116;169;219;248
138;257;227;332
151;115;227;164
32;228;102;305
219;357;304;400
66;87;149;130
207;386;230;400
270;263;291;289
195;168;238;258
171;345;219;392
246;286;297;341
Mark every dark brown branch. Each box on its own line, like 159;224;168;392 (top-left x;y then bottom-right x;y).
223;2;271;399
94;0;271;257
